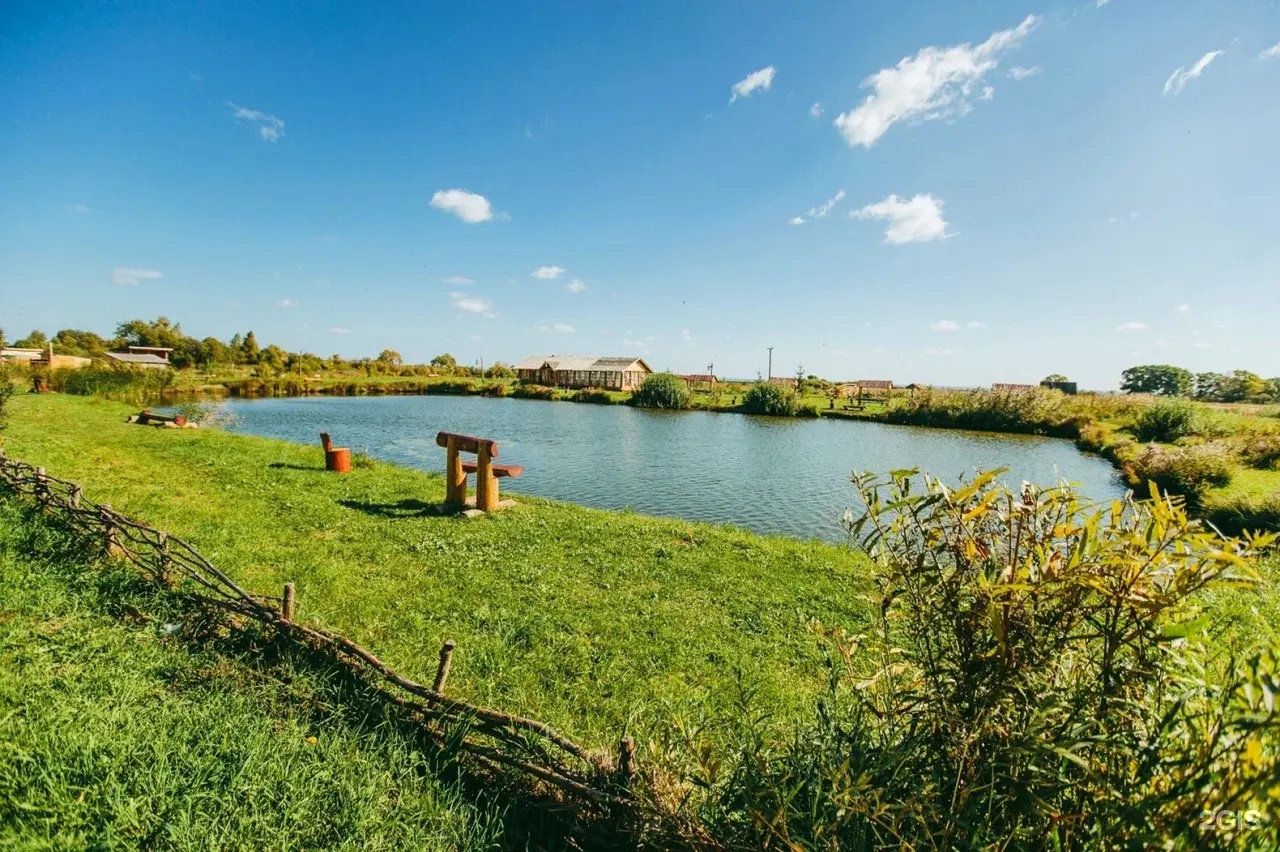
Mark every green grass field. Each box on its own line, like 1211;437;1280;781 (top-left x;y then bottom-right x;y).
0;500;508;851
0;393;873;755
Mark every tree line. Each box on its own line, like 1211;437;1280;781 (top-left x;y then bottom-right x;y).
0;317;517;379
1120;364;1280;403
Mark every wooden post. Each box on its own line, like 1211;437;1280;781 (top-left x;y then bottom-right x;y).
157;531;171;585
320;432;333;453
100;504;121;556
445;436;466;505
69;485;82;509
618;736;636;790
476;444;497;512
433;640;457;693
282;582;296;622
35;467;48;508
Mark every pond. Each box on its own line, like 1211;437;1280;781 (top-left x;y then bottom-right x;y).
220;395;1128;543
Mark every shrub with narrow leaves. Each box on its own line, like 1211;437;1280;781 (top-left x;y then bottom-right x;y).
697;471;1279;850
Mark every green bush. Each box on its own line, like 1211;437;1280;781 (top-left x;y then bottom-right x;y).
510;384;556;401
1133;398;1202;442
570;389;616;405
741;382;798;417
699;471;1280;849
0;363;14;431
629;372;691;410
1204;492;1280;537
51;365;176;402
1240;435;1280;470
1128;443;1234;500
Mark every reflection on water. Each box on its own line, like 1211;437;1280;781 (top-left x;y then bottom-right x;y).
222;395;1127;543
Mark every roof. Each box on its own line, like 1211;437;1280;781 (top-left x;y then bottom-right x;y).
126;345;173;352
515;355;652;372
855;379;894;389
679;374;717;382
105;352;171;366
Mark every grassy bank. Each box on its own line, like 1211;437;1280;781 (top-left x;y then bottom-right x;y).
0;500;508;850
0;392;874;753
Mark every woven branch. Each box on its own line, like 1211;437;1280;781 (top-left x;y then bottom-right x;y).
0;451;621;805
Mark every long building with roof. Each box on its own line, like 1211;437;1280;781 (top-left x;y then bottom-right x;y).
515;355;653;391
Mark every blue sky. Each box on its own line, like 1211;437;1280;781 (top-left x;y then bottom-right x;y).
2;0;1278;389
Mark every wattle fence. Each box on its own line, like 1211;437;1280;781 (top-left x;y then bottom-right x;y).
0;449;637;809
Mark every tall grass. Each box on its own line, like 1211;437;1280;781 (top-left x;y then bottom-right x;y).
882;387;1142;436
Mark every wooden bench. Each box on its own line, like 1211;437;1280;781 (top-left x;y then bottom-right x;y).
435;431;523;512
128;409;187;427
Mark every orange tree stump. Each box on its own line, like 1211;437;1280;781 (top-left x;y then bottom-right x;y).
320;432;351;474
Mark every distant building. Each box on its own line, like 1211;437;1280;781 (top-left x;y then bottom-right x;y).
125;345;173;362
767;377;799;389
104;351;171;370
1041;380;1078;395
515;355;653;390
0;347;43;362
679;373;717;390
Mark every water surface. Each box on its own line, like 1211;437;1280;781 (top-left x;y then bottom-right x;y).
222;395;1126;543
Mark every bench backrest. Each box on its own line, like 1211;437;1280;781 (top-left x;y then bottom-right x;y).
320;432;333;452
436;431;499;458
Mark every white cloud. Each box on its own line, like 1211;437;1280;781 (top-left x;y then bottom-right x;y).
809;102;823;118
276;298;299;308
730;66;776;102
111;268;164;286
853;193;950;244
442;275;474;285
979;86;995;101
567;278;587;293
1115;321;1148;331
1176;304;1191;314
966;320;986;329
930;320;960;331
834;15;1038;148
450;292;496;316
430;189;495;223
69;203;90;213
1107;211;1140;224
553;322;576;333
1260;42;1280;60
1009;66;1040;80
1097;0;1110;7
791;189;847;226
227;102;285;143
532;265;565;280
1163;50;1223;95
330;327;352;334
681;329;694;343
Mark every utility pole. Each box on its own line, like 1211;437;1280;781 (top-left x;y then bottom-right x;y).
767;347;774;380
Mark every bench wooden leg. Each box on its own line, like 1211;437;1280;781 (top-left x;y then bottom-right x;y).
445;438;467;505
476;445;498;512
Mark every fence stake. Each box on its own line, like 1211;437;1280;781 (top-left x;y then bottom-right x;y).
433;640;457;693
69;485;82;509
618;736;636;790
100;504;121;556
282;582;296;622
157;531;171;585
35;467;48;508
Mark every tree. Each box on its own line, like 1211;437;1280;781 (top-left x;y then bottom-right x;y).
430;353;457;370
52;329;110;357
1194;372;1226;401
241;331;260;364
256;344;286;373
1043;374;1069;383
1120;364;1192;397
485;362;515;379
13;329;48;350
0;328;7;349
376;349;403;368
630;372;691;409
1219;370;1267;403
